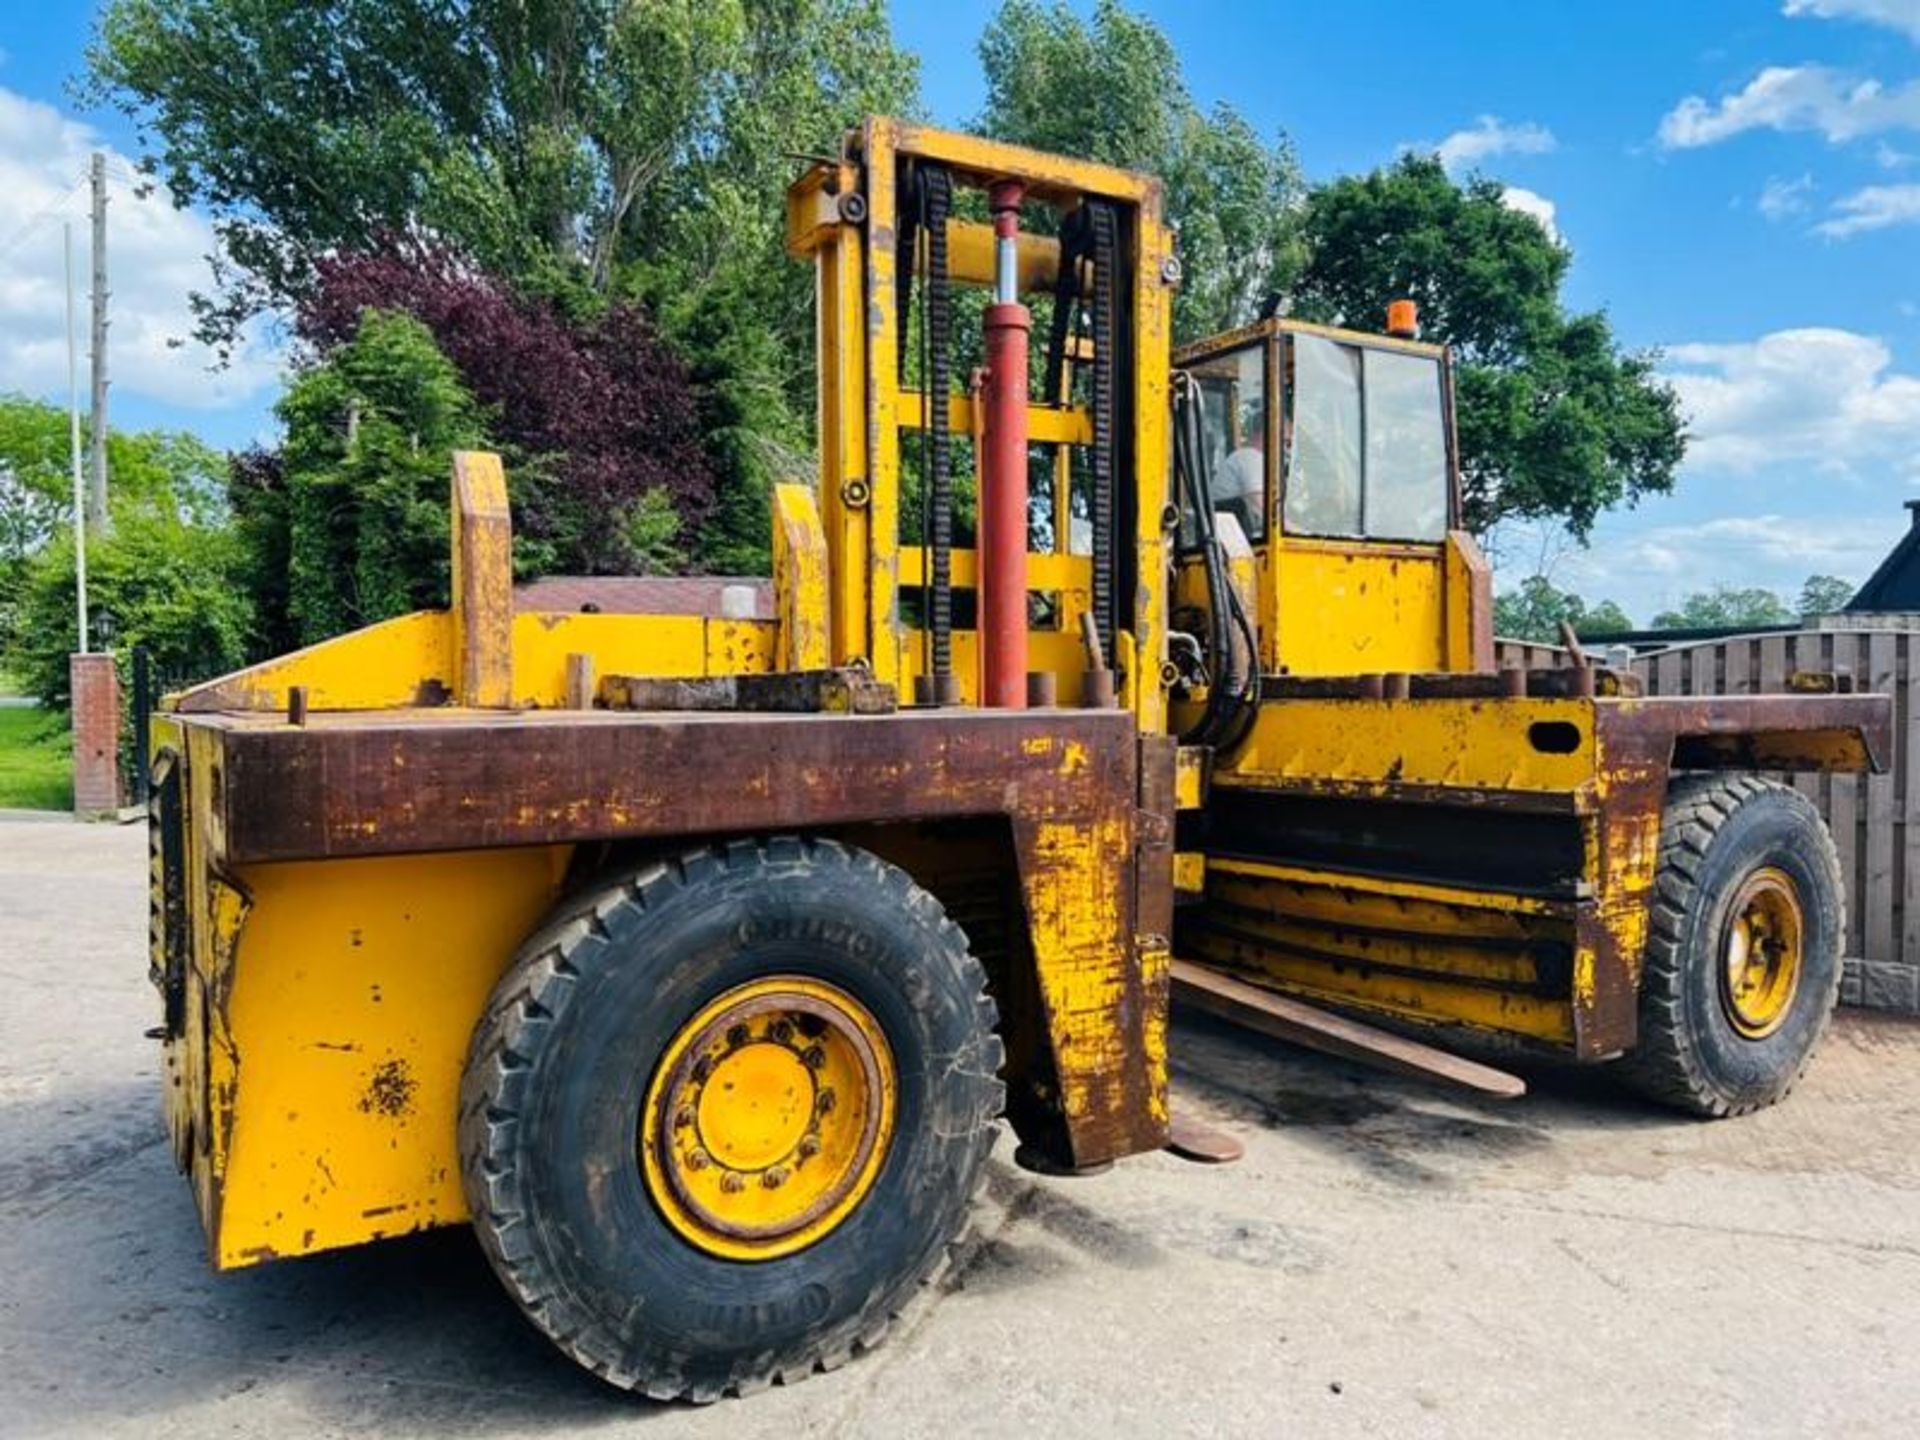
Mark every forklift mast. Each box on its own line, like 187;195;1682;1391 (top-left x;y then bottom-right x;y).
785;121;1497;741
785;117;1175;728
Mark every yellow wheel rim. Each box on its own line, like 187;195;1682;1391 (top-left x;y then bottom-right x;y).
640;977;896;1261
1719;867;1805;1040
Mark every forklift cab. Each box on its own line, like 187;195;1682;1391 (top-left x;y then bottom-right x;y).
1172;318;1490;681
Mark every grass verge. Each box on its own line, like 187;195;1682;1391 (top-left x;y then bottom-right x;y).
0;706;72;810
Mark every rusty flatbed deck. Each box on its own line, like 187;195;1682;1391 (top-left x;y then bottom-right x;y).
167;705;1146;865
154;702;1175;1194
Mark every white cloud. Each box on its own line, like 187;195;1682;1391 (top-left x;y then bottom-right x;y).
1497;506;1895;623
1616;514;1890;575
1552;510;1893;617
1433;115;1556;172
1815;180;1920;233
1658;65;1920;147
0;86;282;414
1785;0;1920;41
1662;327;1920;474
1517;318;1920;617
1758;173;1817;219
1499;185;1559;239
1418;119;1560;238
1876;139;1918;166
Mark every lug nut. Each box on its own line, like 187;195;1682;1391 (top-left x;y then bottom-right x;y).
720;1171;746;1194
687;1148;711;1171
726;1023;750;1047
762;1166;789;1189
771;1019;795;1044
801;1045;826;1070
797;1135;821;1159
816;1089;837;1116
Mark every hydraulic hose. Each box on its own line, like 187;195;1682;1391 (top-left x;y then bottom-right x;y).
1171;371;1261;749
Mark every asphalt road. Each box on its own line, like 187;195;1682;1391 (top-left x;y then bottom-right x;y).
3;819;1917;1438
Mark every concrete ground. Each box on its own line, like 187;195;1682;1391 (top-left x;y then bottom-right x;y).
3;821;1917;1439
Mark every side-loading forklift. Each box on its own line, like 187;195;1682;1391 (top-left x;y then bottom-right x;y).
147;118;1890;1399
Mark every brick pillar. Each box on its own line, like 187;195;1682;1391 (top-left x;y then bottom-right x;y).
70;653;121;815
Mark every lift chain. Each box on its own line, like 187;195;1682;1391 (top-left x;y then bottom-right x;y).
905;165;954;683
1088;199;1119;660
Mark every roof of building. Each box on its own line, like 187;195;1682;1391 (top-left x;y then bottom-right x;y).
1848;502;1920;613
514;576;772;619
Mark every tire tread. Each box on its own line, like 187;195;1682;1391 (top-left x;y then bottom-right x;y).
1622;775;1844;1118
458;837;1002;1400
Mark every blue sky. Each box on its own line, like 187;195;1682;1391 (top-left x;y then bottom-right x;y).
6;2;1920;619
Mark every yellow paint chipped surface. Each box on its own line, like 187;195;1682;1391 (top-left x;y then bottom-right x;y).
1224;696;1597;795
203;847;565;1267
1269;541;1447;676
1017;815;1138;1140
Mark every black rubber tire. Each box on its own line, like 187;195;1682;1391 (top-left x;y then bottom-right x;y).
458;837;1004;1400
1622;775;1844;1118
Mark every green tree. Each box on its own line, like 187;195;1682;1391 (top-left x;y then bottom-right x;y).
1493;573;1633;644
274;310;487;644
0;407;67;633
1650;585;1794;632
1;394;230;633
1291;156;1685;540
1798;574;1855;617
88;0;918;572
1579;598;1634;637
6;509;253;709
976;0;1305;343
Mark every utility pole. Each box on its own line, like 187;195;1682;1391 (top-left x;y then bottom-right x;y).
65;222;89;653
88;151;110;536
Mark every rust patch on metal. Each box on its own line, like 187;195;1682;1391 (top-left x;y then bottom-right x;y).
1579;690;1893;1057
180;705;1164;1169
358;1058;417;1120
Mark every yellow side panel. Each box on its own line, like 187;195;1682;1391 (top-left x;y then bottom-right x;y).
1208;857;1566;917
773;482;832;671
171;611;454;713
176;610;774;716
1185;936;1577;1045
210;847;566;1267
1021;811;1168;1147
451;451;515;708
1225;696;1597;795
1442;530;1494;672
1271;540;1446;676
509;613;775;705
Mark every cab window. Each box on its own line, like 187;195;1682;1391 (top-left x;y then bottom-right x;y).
1364;348;1449;540
1186;344;1267;544
1285;335;1362;537
1284;334;1450;543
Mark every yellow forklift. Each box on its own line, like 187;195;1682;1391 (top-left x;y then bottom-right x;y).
147;119;1888;1398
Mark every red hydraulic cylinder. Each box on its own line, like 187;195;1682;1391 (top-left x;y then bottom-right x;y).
980;180;1031;709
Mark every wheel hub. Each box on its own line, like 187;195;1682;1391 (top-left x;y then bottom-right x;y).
1719;867;1805;1040
641;977;896;1261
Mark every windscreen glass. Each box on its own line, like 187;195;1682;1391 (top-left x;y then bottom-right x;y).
1283;334;1450;542
1363;348;1449;541
1285;335;1363;537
